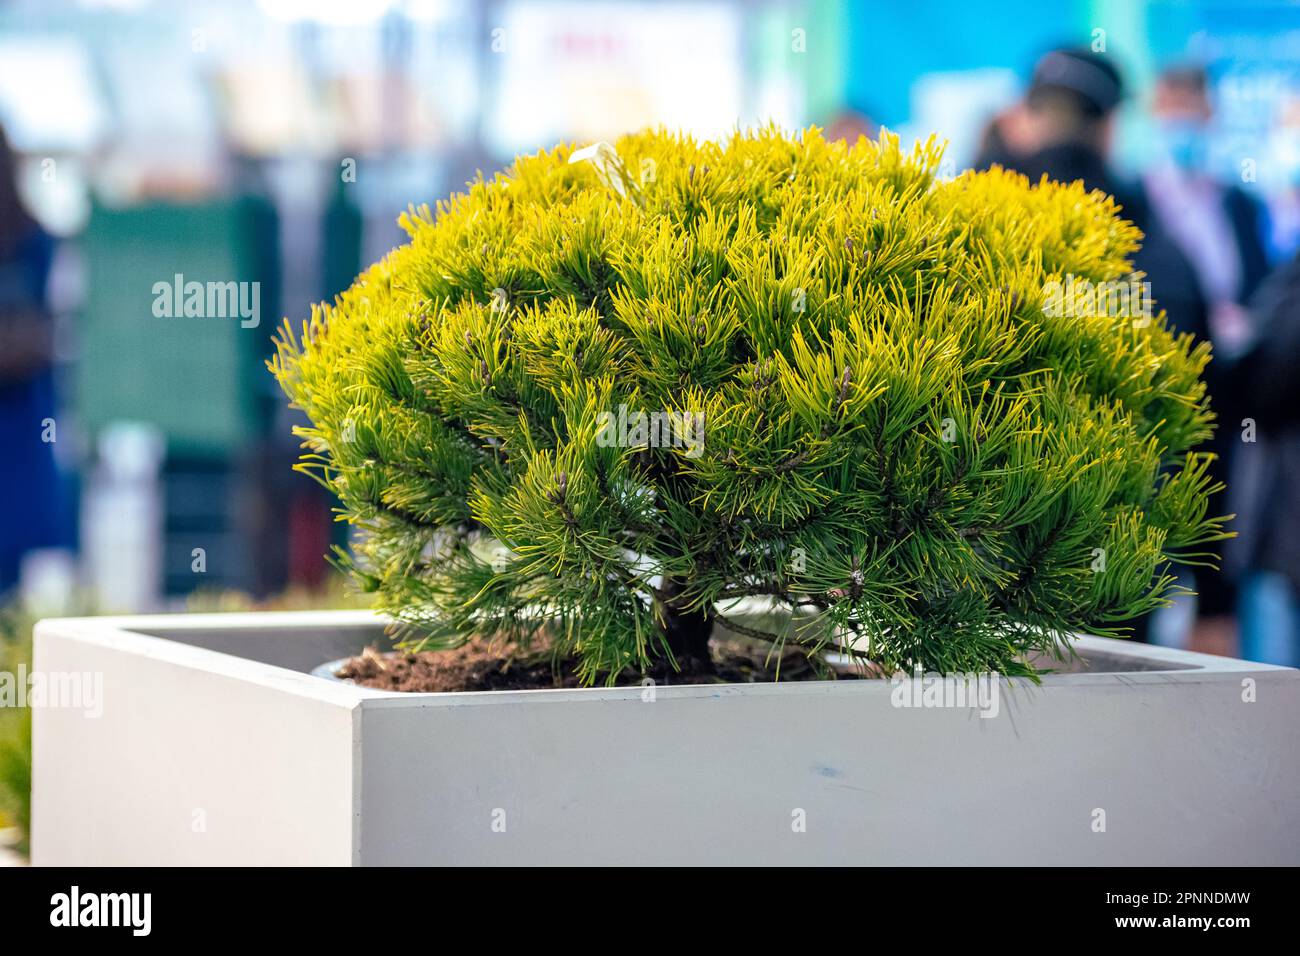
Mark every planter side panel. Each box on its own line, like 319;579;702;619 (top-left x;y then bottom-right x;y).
358;672;1300;865
31;623;359;866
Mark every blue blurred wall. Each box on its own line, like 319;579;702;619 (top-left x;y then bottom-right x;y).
841;0;1091;128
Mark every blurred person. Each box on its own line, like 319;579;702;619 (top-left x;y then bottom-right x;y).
1261;97;1300;262
1140;65;1274;656
974;47;1211;645
975;47;1209;342
1225;252;1300;666
0;125;64;594
974;101;1038;169
1144;66;1271;354
824;108;875;146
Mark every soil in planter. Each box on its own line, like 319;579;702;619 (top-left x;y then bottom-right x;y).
335;633;870;692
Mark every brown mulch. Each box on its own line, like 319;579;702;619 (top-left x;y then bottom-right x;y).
334;634;868;692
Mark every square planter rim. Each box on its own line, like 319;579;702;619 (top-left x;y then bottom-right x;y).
33;610;1294;712
34;611;1300;866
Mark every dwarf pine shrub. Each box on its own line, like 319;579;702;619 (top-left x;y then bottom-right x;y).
272;127;1226;684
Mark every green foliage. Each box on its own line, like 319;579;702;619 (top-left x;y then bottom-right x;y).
272;127;1227;683
0;605;33;853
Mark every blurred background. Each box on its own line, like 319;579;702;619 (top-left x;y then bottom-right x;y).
3;0;1300;668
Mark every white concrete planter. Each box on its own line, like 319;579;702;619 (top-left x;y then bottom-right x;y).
31;610;1300;865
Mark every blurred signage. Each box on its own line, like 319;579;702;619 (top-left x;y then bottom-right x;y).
486;1;744;156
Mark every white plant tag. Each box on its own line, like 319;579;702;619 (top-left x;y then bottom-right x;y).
569;141;636;200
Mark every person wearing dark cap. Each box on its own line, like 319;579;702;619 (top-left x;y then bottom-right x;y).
976;47;1208;344
1031;46;1127;114
973;47;1124;167
975;47;1212;646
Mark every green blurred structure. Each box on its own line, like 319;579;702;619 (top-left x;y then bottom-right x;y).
77;199;276;456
